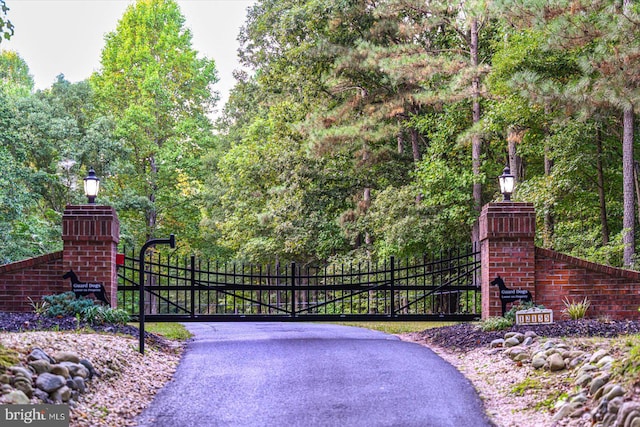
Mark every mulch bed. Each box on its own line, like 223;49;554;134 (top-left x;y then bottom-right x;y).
417;319;640;351
0;312;171;349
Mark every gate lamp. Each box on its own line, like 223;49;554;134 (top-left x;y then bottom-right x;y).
83;168;100;204
498;165;515;201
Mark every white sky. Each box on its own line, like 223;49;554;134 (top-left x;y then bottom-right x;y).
2;0;256;112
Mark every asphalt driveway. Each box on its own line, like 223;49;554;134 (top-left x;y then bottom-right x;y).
135;322;491;427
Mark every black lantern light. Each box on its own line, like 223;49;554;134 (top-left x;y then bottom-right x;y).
498;165;515;201
83;168;100;204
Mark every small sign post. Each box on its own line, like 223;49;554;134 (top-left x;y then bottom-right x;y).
516;308;553;325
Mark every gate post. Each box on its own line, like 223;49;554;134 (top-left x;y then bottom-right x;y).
479;202;536;319
62;205;120;308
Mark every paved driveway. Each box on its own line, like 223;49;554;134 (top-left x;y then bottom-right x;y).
135;323;491;427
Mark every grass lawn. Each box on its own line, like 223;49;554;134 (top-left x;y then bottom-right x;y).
132;322;193;341
329;321;458;334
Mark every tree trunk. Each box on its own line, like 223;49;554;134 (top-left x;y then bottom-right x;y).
623;106;635;267
634;161;640;238
471;19;482;246
397;124;405;155
507;127;524;183
543;145;555;248
147;155;158;241
410;127;421;163
596;127;609;245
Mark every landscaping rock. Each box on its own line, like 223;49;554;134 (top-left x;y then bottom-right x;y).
591;374;610;398
50;364;70;378
531;355;546;369
79;359;97;379
13;377;34;398
504;337;521;347
2;389;30;404
10;366;33;380
548;353;566;371
28;359;51;374
490;338;504;348
28;347;53;363
35;372;66;393
52;351;80;363
50;385;72;403
59;361;89;379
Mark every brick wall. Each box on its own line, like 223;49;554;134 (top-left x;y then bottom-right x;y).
0;205;120;313
479;202;537;318
535;248;640;320
0;252;64;312
62;205;120;306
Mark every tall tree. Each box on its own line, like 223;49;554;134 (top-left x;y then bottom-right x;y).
91;0;218;244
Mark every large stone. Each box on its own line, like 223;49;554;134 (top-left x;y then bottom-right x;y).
10;366;33;381
60;362;89;379
52;351;80;364
597;356;615;369
532;355;547;369
13;378;33;398
522;336;534;346
548;353;566;371
616;402;640;427
50;365;70;378
590;374;610;397
72;376;86;394
553;401;583;421
28;348;53;363
79;359;97;379
490;339;505;348
3;390;30;404
504;332;525;342
35;373;66;393
590;349;608;364
575;373;593;388
50;385;72;403
504;337;521;348
514;352;529;362
603;384;625;402
29;359;51;374
608;396;625;415
505;346;528;360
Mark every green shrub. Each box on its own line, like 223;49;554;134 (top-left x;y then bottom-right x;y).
43;291;96;317
480;316;513;331
82;305;131;325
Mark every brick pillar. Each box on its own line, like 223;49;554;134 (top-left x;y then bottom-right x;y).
479;202;536;319
62;205;120;307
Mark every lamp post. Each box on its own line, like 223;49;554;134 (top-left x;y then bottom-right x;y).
83;168;100;204
498;165;515;201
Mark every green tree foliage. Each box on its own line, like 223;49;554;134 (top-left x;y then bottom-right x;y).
0;1;13;43
3;0;640;273
91;0;218;248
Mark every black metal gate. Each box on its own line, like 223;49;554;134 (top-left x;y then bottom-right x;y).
118;247;480;322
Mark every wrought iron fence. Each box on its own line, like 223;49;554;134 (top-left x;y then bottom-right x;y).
117;246;480;322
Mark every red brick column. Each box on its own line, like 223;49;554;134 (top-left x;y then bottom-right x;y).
62;205;120;307
479;202;536;319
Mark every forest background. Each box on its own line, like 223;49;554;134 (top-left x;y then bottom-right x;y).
1;0;639;271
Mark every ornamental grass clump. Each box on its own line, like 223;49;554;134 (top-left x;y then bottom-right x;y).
562;297;591;320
